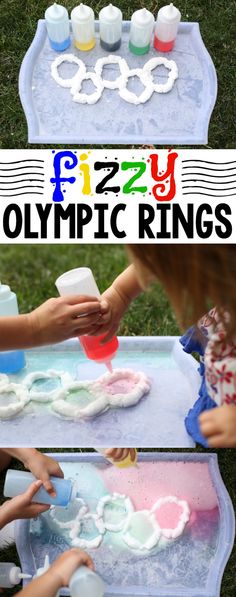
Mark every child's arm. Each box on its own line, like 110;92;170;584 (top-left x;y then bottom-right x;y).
199;404;236;447
0;295;102;350
93;265;143;342
0;481;50;529
17;549;94;597
2;449;63;496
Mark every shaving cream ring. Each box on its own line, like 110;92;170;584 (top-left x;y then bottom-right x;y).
50;498;88;530
51;380;107;419
51;54;86;88
0;374;9;388
0;383;30;419
123;510;161;551
118;68;154;105
95;55;129;90
71;72;104;105
94;368;151;408
70;512;104;549
151;496;190;539
97;493;134;532
143;57;178;93
22;369;72;402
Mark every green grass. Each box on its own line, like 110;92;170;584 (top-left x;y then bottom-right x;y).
0;448;236;596
0;0;236;149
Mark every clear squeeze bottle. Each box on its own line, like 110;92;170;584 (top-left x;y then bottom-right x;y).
99;4;123;52
71;4;96;51
55;267;119;372
4;470;77;507
0;563;31;588
154;2;181;52
69;565;105;597
45;3;70;52
0;282;25;373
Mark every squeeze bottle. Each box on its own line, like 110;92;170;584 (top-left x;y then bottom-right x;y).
45;3;70;52
69;565;105;597
71;4;96;51
129;8;154;55
55;267;119;371
4;470;77;507
154;3;181;52
99;4;123;52
0;282;25;374
0;563;31;588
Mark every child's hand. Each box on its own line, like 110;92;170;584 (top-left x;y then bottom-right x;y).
199;404;236;447
23;451;64;497
105;448;136;463
0;481;50;525
92;285;129;343
47;548;94;587
27;295;103;346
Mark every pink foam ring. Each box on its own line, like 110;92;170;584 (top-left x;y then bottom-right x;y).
151;497;190;539
153;500;183;529
105;378;135;395
101;462;218;512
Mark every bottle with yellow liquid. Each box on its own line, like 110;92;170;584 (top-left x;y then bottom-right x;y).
71;4;96;51
97;449;138;468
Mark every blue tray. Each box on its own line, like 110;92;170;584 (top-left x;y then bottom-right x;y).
0;337;200;448
15;451;235;597
19;20;217;145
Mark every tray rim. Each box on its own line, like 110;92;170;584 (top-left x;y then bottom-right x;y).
18;20;217;145
15;451;235;597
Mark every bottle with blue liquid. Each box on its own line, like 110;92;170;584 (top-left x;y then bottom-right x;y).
4;470;77;507
45;3;70;52
0;282;25;374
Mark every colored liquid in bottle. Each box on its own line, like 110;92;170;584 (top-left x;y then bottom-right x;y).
154;35;175;52
74;38;96;51
79;334;118;364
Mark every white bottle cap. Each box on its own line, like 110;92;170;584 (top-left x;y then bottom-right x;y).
55;267;100;298
131;8;154;27
99;4;122;23
71;3;94;23
0;283;11;301
45;3;68;22
158;3;181;24
9;567;32;585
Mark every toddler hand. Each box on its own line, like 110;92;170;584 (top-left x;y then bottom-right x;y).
105;448;136;463
199;404;236;447
91;285;129;343
27;295;102;346
48;548;94;587
1;480;50;525
23;451;64;496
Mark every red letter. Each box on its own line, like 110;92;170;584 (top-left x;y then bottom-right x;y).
150;151;178;201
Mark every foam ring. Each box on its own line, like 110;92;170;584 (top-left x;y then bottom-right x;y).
51;54;86;88
97;493;134;532
22;369;72;402
71;72;104;105
51;380;106;418
94;55;129;90
70;512;104;549
143;57;178;93
0;383;30;419
118;68;154;105
151;496;190;539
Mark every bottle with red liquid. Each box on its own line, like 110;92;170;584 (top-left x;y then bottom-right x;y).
154;3;181;53
55;268;118;371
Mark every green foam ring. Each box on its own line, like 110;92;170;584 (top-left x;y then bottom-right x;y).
129;41;150;56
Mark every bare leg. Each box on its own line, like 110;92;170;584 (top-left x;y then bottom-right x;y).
0;449;12;472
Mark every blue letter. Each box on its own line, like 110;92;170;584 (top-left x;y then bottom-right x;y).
51;151;78;202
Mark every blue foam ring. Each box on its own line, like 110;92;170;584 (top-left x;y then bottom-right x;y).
0;350;25;374
49;37;71;52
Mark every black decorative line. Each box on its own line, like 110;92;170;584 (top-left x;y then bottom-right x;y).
0;166;44;172
0;173;44;178
182;165;236;172
0;160;44;164
0;192;43;197
182;160;236;165
181;179;236;185
182;185;236;192
0;179;45;185
182;172;236;179
0;186;44;191
182;191;236;197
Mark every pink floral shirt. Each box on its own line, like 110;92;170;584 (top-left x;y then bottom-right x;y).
199;309;236;406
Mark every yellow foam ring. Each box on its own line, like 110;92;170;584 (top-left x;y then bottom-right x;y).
74;38;96;51
79;163;91;195
115;449;138;469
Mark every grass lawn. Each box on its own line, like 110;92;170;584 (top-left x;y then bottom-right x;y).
0;0;235;149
